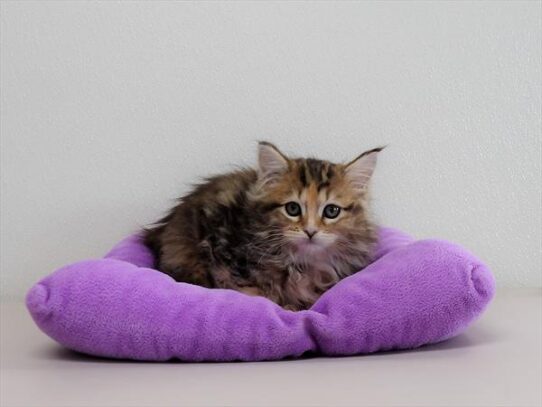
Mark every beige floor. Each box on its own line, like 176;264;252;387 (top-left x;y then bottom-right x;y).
1;289;541;407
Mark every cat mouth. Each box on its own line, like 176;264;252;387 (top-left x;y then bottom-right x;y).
295;239;325;252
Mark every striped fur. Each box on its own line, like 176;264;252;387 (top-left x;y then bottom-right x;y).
144;142;382;310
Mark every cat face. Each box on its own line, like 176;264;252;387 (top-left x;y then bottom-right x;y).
254;142;382;262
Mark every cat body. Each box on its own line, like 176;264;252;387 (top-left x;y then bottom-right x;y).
144;142;381;310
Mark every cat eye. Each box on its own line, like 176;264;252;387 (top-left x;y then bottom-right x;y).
284;201;302;217
323;204;341;219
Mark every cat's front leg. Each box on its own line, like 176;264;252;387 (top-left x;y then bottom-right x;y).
238;286;263;297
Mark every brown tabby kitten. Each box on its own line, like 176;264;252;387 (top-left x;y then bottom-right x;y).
144;142;382;310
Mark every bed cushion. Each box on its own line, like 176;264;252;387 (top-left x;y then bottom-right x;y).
26;227;495;361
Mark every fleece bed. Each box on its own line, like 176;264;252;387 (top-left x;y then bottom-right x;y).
26;227;495;361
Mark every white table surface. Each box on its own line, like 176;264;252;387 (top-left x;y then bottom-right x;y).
1;288;541;407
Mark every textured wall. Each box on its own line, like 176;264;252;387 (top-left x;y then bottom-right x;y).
1;1;541;300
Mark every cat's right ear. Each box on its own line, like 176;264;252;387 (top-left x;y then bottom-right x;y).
344;146;384;192
257;141;289;180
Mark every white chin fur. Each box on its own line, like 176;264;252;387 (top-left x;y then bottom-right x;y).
292;241;329;260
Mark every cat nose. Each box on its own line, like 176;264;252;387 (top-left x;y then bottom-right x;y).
304;229;317;239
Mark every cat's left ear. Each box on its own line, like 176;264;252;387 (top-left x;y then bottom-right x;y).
257;141;289;179
344;147;384;191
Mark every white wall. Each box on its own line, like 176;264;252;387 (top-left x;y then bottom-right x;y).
1;1;541;300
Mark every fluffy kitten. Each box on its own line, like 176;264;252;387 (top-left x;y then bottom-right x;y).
144;142;382;310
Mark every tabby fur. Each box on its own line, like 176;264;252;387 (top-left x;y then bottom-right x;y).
144;142;382;310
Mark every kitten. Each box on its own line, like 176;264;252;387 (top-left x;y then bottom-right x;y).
144;142;382;311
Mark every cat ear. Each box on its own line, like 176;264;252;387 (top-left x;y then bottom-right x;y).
257;141;289;179
344;147;384;191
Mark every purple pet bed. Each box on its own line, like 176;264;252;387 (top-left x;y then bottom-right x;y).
26;228;495;362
